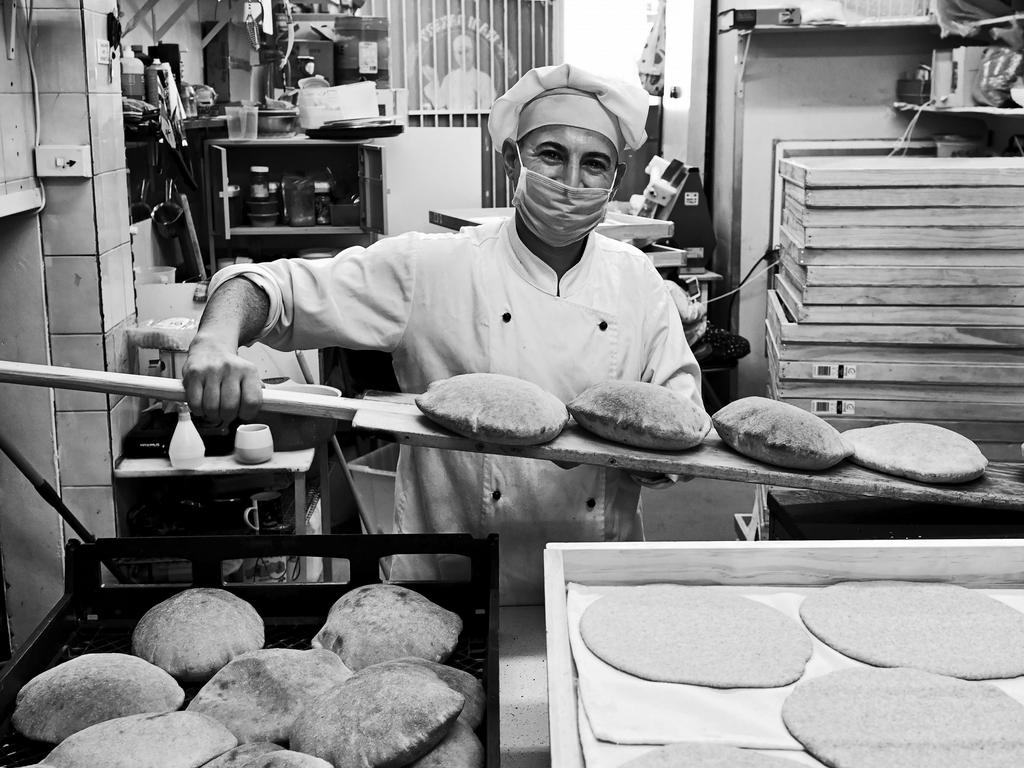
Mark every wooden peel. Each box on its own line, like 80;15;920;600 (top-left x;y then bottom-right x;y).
0;360;407;421
2;360;1023;510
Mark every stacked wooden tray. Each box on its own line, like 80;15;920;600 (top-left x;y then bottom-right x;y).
771;156;1024;462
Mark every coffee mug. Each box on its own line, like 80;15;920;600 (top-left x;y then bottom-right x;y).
234;423;274;464
243;491;283;532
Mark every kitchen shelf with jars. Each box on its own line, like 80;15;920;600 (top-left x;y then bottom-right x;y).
203;137;386;272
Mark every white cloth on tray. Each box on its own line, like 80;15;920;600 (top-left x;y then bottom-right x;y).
567;582;1024;766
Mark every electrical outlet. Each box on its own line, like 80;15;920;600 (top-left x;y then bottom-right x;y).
35;145;93;178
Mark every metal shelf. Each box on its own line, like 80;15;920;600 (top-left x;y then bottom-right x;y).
229;225;365;236
894;102;1024;117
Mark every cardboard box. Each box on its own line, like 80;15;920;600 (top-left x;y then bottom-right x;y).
931;46;985;108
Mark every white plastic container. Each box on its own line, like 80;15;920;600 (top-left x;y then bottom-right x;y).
121;48;145;99
168;404;205;469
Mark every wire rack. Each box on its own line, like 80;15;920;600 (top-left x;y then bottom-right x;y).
0;619;488;767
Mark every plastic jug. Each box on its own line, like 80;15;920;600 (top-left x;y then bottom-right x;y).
168;403;206;469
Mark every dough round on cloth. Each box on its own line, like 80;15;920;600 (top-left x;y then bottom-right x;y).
12;652;184;743
842;422;987;483
132;588;264;682
357;657;485;729
579;585;813;687
799;580;1024;679
201;743;285;768
289;668;464;768
567;380;711;450
622;743;806;767
311;584;462;671
187;648;353;742
781;667;1024;768
43;711;237;768
406;721;483;768
712;397;851;470
415;373;568;445
241;750;332;768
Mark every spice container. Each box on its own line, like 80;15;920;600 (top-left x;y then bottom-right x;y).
283;174;316;227
314;181;332;225
249;166;270;201
270;181;284;223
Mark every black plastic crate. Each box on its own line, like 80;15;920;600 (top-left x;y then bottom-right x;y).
0;533;499;767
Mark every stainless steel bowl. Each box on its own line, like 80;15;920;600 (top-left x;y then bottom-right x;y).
257;109;300;138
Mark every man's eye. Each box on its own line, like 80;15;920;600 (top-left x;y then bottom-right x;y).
539;150;562;162
585;160;609;172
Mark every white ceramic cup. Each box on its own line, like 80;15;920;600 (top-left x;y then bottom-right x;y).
234;423;274;464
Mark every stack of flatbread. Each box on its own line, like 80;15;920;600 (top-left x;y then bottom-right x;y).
11;582;485;768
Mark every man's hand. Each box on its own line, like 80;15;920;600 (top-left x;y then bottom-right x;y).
182;337;263;422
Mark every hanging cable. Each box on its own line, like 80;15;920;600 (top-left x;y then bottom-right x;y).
707;259;778;305
22;0;46;213
889;99;935;157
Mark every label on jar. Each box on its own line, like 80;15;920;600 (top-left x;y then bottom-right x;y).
358;42;378;74
250;182;269;200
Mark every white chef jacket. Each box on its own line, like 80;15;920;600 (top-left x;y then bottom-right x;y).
210;218;703;604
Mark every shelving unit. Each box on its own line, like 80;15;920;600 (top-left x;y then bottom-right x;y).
204;137;386;271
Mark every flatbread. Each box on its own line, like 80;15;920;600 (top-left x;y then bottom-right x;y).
311;584;462;671
13;652;184;743
357;657;485;729
567;381;711;450
712;397;851;470
132;588;264;682
290;668;464;768
406;721;483;768
201;743;284;768
187;648;353;742
842;422;987;483
782;667;1024;768
43;711;237;768
241;750;332;768
415;373;568;445
579;585;812;687
622;743;806;767
799;580;1024;679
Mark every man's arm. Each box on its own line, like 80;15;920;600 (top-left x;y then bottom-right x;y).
183;277;270;422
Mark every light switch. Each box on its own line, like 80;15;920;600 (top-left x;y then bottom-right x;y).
35;145;93;178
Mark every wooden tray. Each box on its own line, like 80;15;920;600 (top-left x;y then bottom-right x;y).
543;539;1024;768
352;404;1024;511
780;230;1024;268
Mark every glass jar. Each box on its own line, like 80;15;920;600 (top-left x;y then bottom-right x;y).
249;166;270;201
314;181;331;225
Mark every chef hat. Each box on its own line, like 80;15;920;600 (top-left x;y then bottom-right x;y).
488;63;649;154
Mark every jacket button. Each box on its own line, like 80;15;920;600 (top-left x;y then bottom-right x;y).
502;312;512;323
598;320;608;331
492;489;502;501
586;498;596;508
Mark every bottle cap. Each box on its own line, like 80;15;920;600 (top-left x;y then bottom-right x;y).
251;165;270;173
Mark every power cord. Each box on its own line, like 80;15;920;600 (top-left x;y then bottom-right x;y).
22;0;46;213
707;246;779;317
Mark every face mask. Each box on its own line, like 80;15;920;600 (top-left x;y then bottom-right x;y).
511;144;614;248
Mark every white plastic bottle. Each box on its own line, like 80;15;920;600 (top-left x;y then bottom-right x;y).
121;47;145;99
168;403;206;469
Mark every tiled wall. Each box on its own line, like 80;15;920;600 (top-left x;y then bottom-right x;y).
0;0;137;646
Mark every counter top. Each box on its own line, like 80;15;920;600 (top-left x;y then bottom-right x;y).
500;606;550;767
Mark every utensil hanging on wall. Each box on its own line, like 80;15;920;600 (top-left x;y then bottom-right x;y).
151;179;184;239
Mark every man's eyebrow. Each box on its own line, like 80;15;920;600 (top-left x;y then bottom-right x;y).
582;149;614;164
533;140;568;153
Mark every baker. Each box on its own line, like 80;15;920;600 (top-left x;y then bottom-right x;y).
183;63;703;604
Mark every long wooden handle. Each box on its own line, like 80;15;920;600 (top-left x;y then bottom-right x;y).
0;360;405;421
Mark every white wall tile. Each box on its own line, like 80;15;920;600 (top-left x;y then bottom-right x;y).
56;410;112;485
108;395;142;464
40;179;98;255
61;485;117;540
51;333;107;411
99;243;133;331
94;170;130;253
44;255;102;333
0;94;37;181
39;93;90;145
33;9;87;94
88;92;125;174
84;11;120;95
